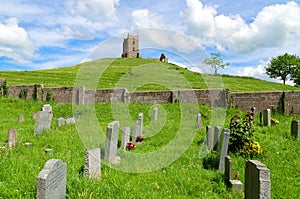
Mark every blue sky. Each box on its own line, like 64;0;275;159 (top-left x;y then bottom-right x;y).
0;0;299;84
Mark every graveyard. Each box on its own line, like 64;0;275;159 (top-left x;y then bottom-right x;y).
0;58;300;198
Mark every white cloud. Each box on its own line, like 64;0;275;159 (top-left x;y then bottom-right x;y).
69;0;120;22
131;9;163;28
0;18;34;63
182;0;300;54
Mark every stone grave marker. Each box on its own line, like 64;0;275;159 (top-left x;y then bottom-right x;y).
105;121;120;163
263;109;271;126
42;104;52;114
213;126;221;151
245;160;271;199
34;111;53;135
225;156;243;193
197;113;202;128
121;127;130;149
36;159;67;199
8;129;17;148
138;113;143;135
259;112;263;124
206;126;213;149
32;112;38;119
84;148;101;179
132;121;140;142
65;117;75;125
218;128;230;172
56;117;66;127
18;115;25;123
291;120;300;138
152;107;158;122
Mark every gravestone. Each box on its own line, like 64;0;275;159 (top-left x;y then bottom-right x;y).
138;113;143;135
56;117;66;127
291;120;300;138
152;107;158;122
84;148;101;179
8;129;17;148
260;112;263;124
197;113;202;128
42;104;52;114
65;117;75;125
132;121;141;142
245;160;271;199
251;107;256;115
206;126;213;149
121;127;130;149
18;115;25;123
105;121;120;163
34;111;53;135
263;109;271;126
213;126;221;151
218;129;230;172
225;156;243;193
36;159;67;199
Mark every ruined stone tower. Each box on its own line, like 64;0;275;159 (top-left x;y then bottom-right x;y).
122;34;140;58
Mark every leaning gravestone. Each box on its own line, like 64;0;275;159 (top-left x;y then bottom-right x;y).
218;129;230;172
65;117;75;125
84;148;101;179
121;127;130;149
8;129;17;148
18;115;25;123
36;159;67;199
291;120;300;138
263;109;271;126
245;160;271;199
34;111;53;135
105;121;120;163
138;113;143;135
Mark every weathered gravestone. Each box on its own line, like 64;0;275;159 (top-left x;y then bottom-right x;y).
65;117;75;125
225;156;243;193
84;148;101;179
7;129;17;148
213;126;221;151
56;117;66;127
197;113;202;128
152;107;158;122
251;107;256;116
206;126;213;149
218;129;230;172
263;109;271;127
245;160;271;199
18;115;25;123
32;112;38;119
291;120;300;138
36;159;67;199
34;111;53;135
105;121;120;163
42;104;52;114
138;113;143;135
121;127;130;149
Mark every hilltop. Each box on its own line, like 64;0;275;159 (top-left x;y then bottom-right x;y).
0;58;299;92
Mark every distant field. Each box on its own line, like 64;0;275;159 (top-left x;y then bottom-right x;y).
0;58;299;92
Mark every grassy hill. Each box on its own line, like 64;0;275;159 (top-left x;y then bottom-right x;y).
1;58;299;92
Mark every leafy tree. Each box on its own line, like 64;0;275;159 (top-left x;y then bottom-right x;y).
203;52;229;75
265;53;300;84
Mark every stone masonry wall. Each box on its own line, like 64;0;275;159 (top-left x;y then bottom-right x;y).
6;85;300;115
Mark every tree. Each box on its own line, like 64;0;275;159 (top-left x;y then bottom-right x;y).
265;53;300;85
203;52;229;75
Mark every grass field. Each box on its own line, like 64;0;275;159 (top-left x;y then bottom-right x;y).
0;97;299;198
1;58;299;92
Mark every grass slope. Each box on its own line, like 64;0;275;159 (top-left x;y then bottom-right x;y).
1;58;299;92
0;97;299;198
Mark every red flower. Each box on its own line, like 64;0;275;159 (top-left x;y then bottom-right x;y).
135;136;144;142
126;142;135;150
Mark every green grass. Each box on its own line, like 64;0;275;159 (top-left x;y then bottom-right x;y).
1;58;299;92
0;97;299;198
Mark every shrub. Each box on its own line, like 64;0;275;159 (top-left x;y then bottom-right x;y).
229;110;263;157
